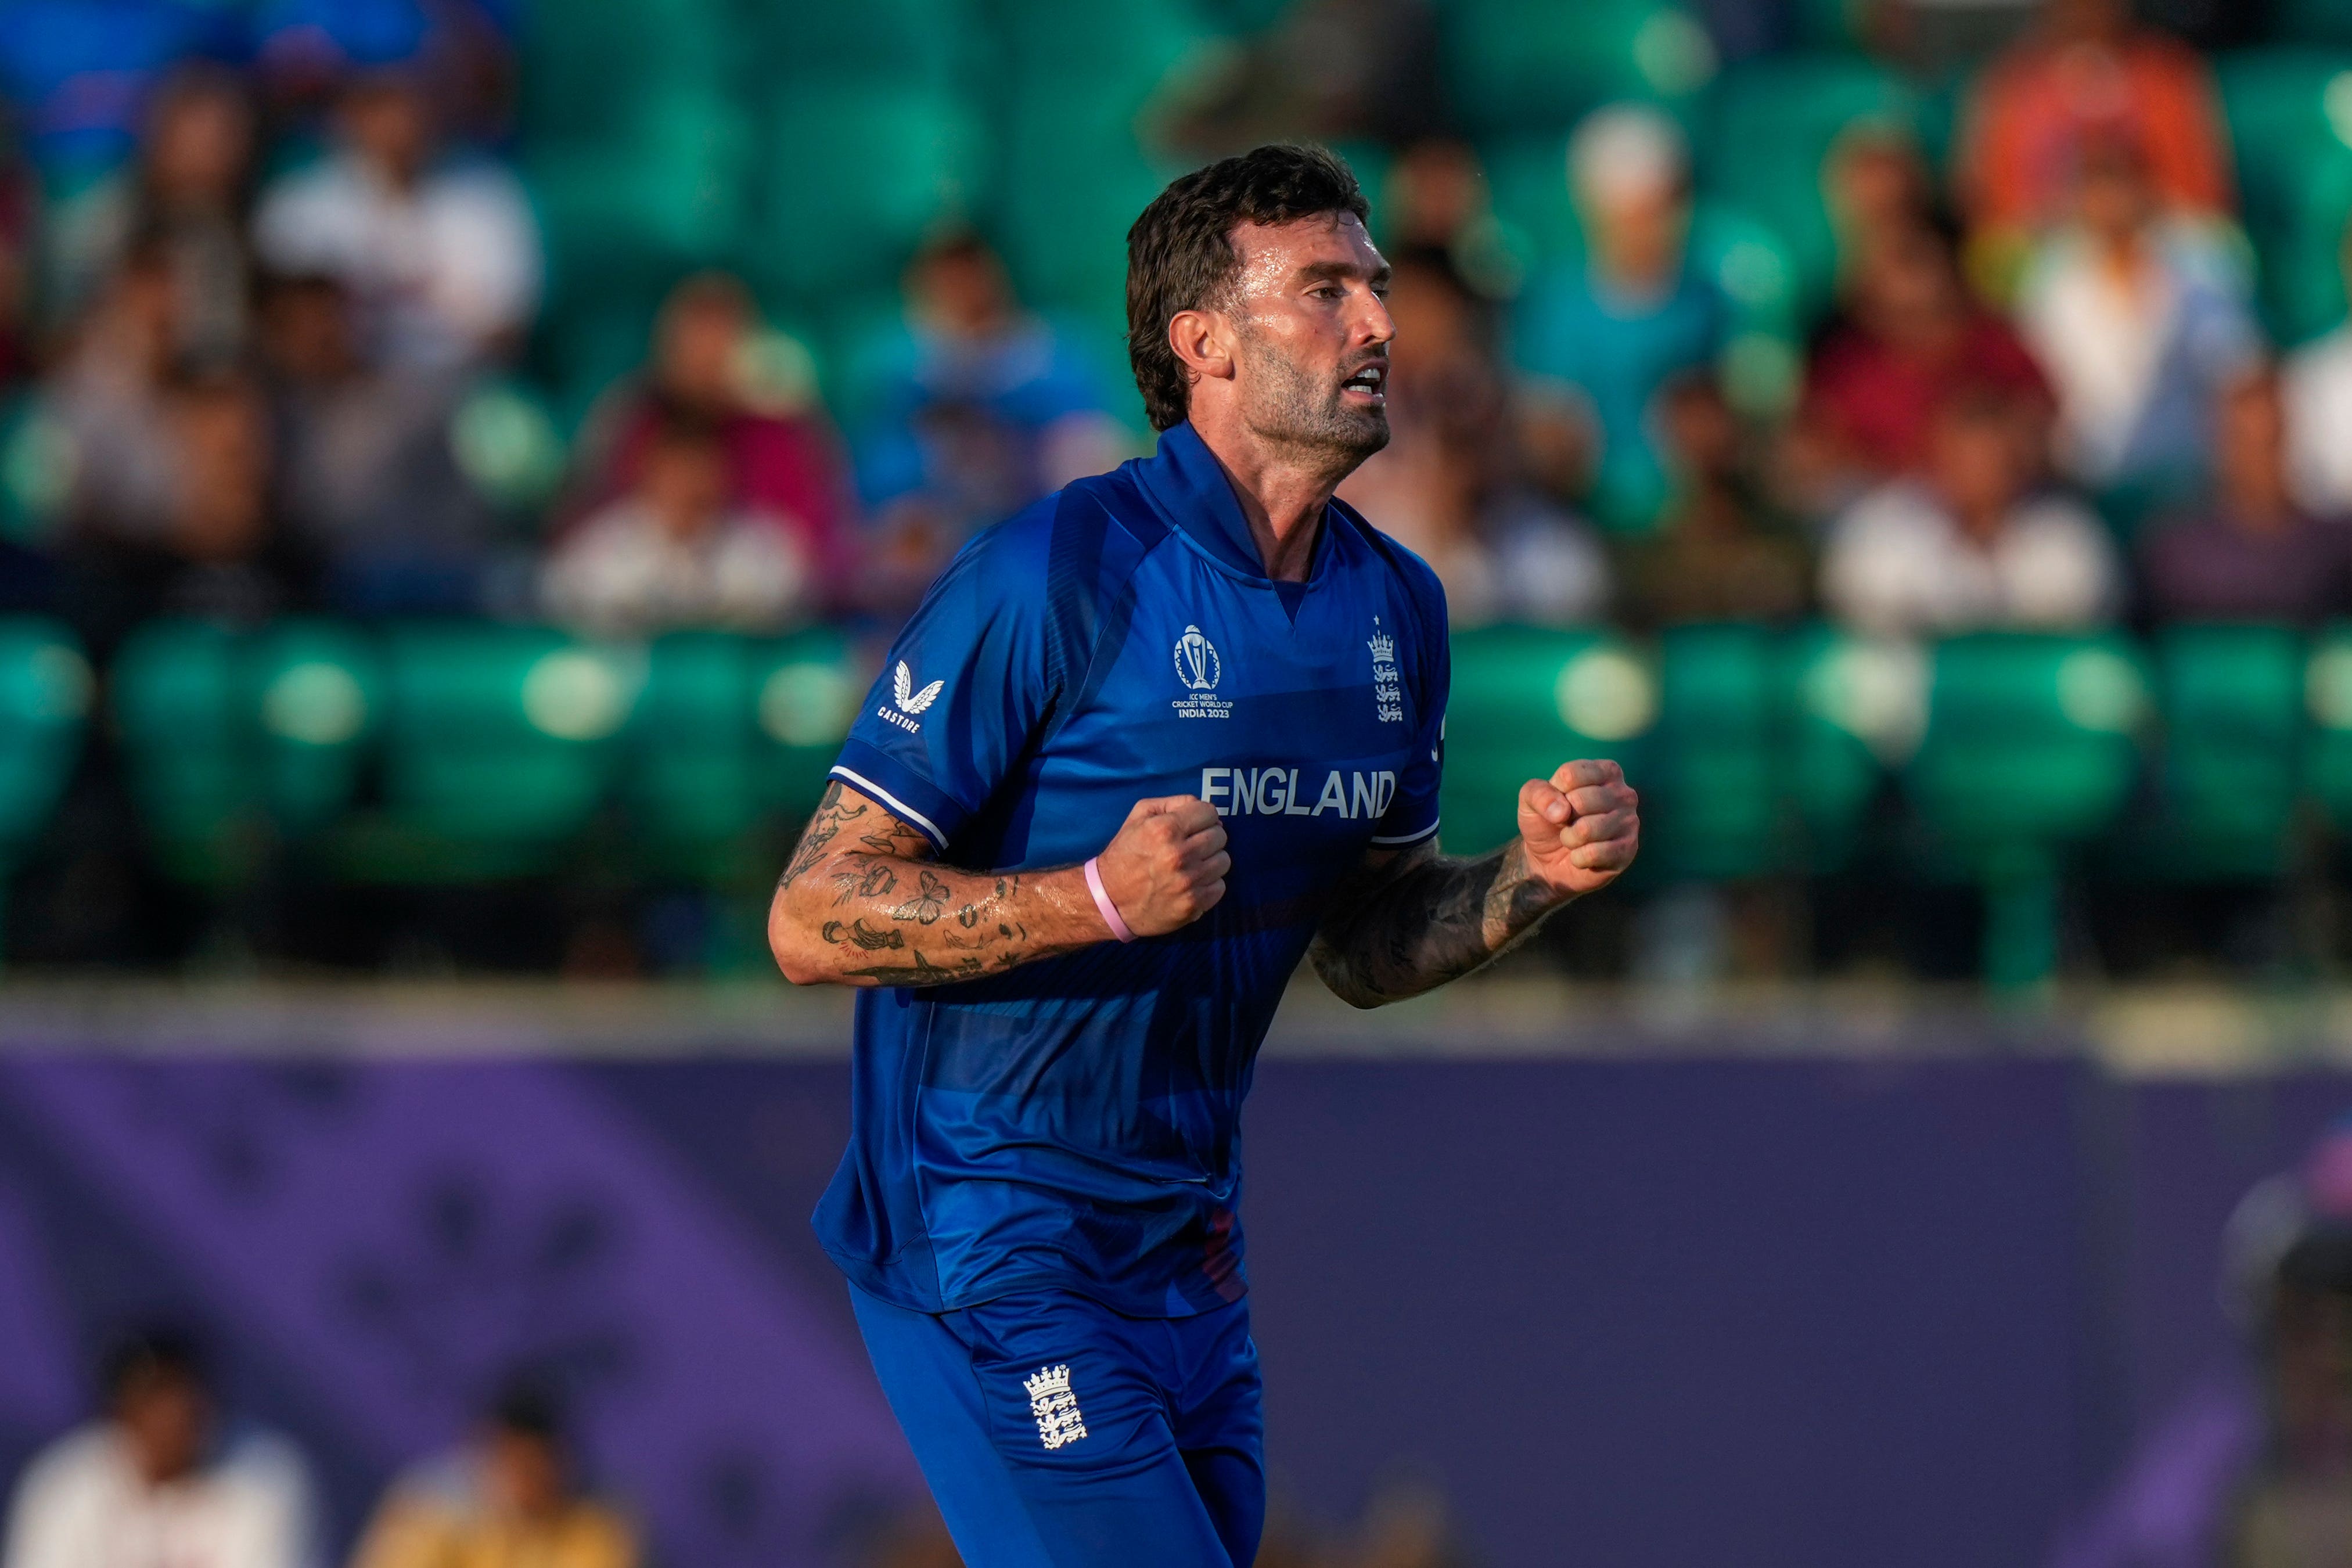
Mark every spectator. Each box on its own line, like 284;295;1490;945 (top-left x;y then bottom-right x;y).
1339;249;1608;626
254;67;540;369
543;402;813;638
1625;375;1810;628
1;1328;318;1568
568;273;853;606
62;366;300;653
1822;124;1940;288
2283;218;2352;519
1512;104;1728;533
1955;0;2232;264
257;271;502;614
0;0;243;178
1821;384;2120;639
48;233;188;551
1380;139;1523;301
44;66;256;365
350;1382;634;1568
2139;370;2352;627
1801;220;2051;491
849;229;1125;610
2015;135;2259;498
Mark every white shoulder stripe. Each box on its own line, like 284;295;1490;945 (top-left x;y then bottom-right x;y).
828;766;949;850
1369;818;1440;846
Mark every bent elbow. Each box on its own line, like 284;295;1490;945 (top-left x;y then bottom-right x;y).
768;894;830;987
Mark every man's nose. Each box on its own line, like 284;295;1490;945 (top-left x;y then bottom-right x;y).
1356;288;1396;347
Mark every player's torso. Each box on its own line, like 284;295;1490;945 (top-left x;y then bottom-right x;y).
981;522;1433;894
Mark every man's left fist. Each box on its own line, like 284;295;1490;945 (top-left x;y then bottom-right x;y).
1517;758;1639;897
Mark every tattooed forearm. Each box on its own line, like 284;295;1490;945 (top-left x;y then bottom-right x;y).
778;782;868;891
1309;838;1573;1008
768;784;1110;988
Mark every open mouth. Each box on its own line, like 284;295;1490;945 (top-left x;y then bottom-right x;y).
1340;362;1389;400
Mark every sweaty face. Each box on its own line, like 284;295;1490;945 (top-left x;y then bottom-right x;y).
1223;213;1394;465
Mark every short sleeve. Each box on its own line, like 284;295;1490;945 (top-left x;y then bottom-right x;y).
1372;566;1450;848
829;526;1057;850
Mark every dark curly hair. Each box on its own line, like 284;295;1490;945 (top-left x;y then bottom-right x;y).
1125;145;1371;433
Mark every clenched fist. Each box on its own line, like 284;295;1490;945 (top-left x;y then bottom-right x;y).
1093;796;1230;937
1518;758;1639;898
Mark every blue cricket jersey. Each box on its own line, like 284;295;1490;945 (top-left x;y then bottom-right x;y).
815;420;1451;1317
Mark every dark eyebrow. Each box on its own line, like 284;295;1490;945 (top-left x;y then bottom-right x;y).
1296;260;1392;289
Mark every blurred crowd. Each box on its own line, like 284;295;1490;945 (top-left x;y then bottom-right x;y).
0;1328;1472;1568
6;0;2352;667
1;0;2351;980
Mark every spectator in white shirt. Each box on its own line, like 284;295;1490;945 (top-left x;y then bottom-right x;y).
2;1329;318;1568
2284;219;2352;517
1821;383;2121;639
254;69;540;371
543;404;813;638
2015;134;2260;496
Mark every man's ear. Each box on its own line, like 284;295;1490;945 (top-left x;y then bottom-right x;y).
1168;307;1236;386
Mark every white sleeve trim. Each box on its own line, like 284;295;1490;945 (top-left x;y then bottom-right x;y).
828;765;950;850
1369;818;1440;846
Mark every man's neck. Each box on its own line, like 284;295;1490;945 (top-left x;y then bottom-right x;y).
1189;416;1353;582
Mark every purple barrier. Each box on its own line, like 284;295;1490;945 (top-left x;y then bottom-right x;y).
0;1048;2328;1568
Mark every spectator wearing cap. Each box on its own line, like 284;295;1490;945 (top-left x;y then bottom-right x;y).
847;229;1126;613
1;1328;320;1568
350;1382;635;1568
254;67;540;370
1340;249;1609;628
44;65;257;366
1820;383;2120;639
1511;104;1731;533
2139;369;2352;627
567;272;855;608
1956;0;2233;278
2015;134;2261;503
542;401;814;638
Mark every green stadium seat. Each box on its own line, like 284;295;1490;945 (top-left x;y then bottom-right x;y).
2131;623;2306;880
357;625;638;881
2301;624;2352;830
0;617;90;889
2276;0;2352;47
750;0;974;89
991;0;1220;348
1701;53;1921;323
621;628;862;880
1907;633;2150;986
2214;48;2352;346
1646;624;1782;880
1783;625;1914;873
112;619;377;883
750;82;989;307
1441;0;1718;138
1440;625;1656;856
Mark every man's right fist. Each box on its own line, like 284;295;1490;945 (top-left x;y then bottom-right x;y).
1092;796;1230;937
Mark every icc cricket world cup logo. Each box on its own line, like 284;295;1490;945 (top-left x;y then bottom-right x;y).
1175;625;1222;692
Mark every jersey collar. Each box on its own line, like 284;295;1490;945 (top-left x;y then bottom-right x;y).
1136;420;1331;584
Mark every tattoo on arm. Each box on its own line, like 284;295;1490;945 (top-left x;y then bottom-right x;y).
772;785;1104;988
1308;837;1570;1008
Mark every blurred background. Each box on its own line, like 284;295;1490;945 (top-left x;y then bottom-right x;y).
12;0;2352;1563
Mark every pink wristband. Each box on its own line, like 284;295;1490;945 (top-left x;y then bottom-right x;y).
1083;855;1135;943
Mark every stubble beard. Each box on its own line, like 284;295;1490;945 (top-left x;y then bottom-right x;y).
1234;321;1389;481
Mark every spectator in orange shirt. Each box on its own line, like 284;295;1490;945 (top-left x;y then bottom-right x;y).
1956;0;2232;281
